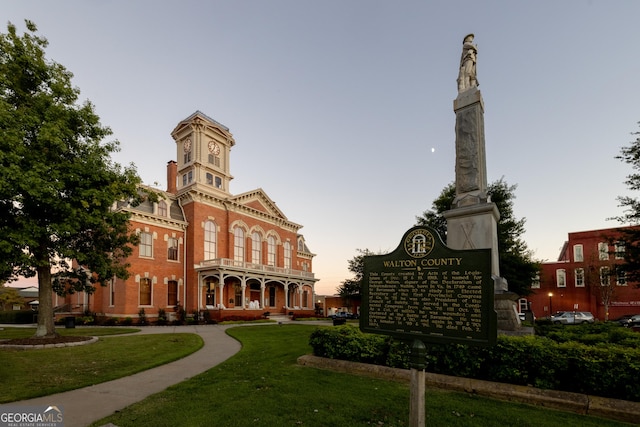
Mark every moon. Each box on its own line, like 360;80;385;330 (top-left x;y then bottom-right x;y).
431;147;435;153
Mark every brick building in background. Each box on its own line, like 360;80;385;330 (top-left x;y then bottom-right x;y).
55;111;317;321
524;227;640;321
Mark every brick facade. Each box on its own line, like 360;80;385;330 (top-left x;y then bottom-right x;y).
523;227;640;321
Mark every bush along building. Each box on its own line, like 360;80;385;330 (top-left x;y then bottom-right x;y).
54;111;317;323
524;226;640;321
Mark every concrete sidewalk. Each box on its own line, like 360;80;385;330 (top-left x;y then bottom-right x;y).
6;324;242;427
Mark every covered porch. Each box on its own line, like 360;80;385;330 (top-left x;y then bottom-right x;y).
196;258;317;320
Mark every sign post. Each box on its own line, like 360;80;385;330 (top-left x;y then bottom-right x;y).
360;226;497;426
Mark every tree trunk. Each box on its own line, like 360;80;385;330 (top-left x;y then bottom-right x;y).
35;264;57;338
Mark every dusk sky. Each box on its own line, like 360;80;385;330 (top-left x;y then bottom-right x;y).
5;1;640;295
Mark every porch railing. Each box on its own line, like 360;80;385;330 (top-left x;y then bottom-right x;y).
198;258;315;280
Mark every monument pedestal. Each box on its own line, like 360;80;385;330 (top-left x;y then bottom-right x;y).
443;203;501;286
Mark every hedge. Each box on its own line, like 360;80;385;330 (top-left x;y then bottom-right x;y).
308;325;640;402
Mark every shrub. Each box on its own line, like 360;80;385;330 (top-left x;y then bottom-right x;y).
0;310;36;324
121;317;133;326
308;325;640;401
156;308;167;326
138;308;147;326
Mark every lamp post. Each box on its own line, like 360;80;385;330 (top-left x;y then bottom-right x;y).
548;292;553;317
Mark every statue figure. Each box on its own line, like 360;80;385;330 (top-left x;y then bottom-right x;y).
457;33;478;93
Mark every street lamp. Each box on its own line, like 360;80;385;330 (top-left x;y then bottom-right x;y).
548;292;553;316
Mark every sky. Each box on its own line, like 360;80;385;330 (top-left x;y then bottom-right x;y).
4;0;640;295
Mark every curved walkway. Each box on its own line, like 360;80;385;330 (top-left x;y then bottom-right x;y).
9;324;243;427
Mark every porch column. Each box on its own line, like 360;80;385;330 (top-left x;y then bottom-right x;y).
283;283;289;308
260;284;265;309
218;275;225;309
241;277;247;309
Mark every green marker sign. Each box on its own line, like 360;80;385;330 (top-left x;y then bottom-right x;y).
360;226;497;346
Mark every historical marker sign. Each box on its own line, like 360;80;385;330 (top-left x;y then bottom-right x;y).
360;226;497;346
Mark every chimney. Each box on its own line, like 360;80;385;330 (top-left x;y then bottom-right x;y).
167;160;177;194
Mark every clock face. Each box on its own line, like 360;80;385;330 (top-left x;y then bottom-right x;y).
183;138;192;152
208;141;220;155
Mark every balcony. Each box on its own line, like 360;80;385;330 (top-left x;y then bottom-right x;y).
197;258;316;280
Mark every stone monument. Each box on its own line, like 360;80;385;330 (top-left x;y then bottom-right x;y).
443;34;520;331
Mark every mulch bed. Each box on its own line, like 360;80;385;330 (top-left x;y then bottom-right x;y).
1;336;93;346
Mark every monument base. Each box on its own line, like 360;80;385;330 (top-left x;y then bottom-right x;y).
444;202;500;280
495;291;521;331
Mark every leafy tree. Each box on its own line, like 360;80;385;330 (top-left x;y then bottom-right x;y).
612;122;640;284
416;178;540;296
338;248;376;303
0;21;144;337
0;284;24;310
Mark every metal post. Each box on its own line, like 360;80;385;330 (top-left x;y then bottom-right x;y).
409;339;426;427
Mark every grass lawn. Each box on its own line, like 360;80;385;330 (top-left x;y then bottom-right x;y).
0;327;202;403
91;325;633;427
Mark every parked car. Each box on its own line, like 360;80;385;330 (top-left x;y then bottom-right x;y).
612;314;636;327
626;314;640;328
551;311;595;325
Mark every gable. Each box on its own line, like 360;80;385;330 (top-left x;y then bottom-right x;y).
230;188;288;221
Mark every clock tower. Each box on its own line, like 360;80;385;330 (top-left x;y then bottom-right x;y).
170;111;235;195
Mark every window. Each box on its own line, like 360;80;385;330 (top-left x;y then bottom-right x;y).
234;284;242;307
556;269;566;288
531;274;540;289
167;237;178;261
267;236;276;266
251;232;261;264
204;221;216;260
518;299;528;312
573;244;583;262
302;290;308;308
206;173;213;185
600;267;610;286
615;241;626;260
182;171;193;187
598;242;609;260
183;150;192;164
575;268;585;287
205;279;216;306
234;227;245;262
284;241;291;269
298;238;304;252
140;278;152;306
158;201;167;217
215;176;222;188
268;286;276;307
140;232;153;258
109;280;115;306
617;268;627;286
167;280;178;306
208;154;221;167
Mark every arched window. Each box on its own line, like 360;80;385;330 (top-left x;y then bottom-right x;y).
204;221;216;260
267;236;276;266
158;200;167;217
234;227;245;262
284;241;291;269
251;232;261;264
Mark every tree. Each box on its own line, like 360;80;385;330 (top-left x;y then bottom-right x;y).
612;122;640;284
337;248;376;304
0;21;144;337
582;248;619;322
416;178;540;296
0;284;24;310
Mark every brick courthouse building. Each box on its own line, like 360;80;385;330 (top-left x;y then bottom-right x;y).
54;112;317;321
524;227;640;321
